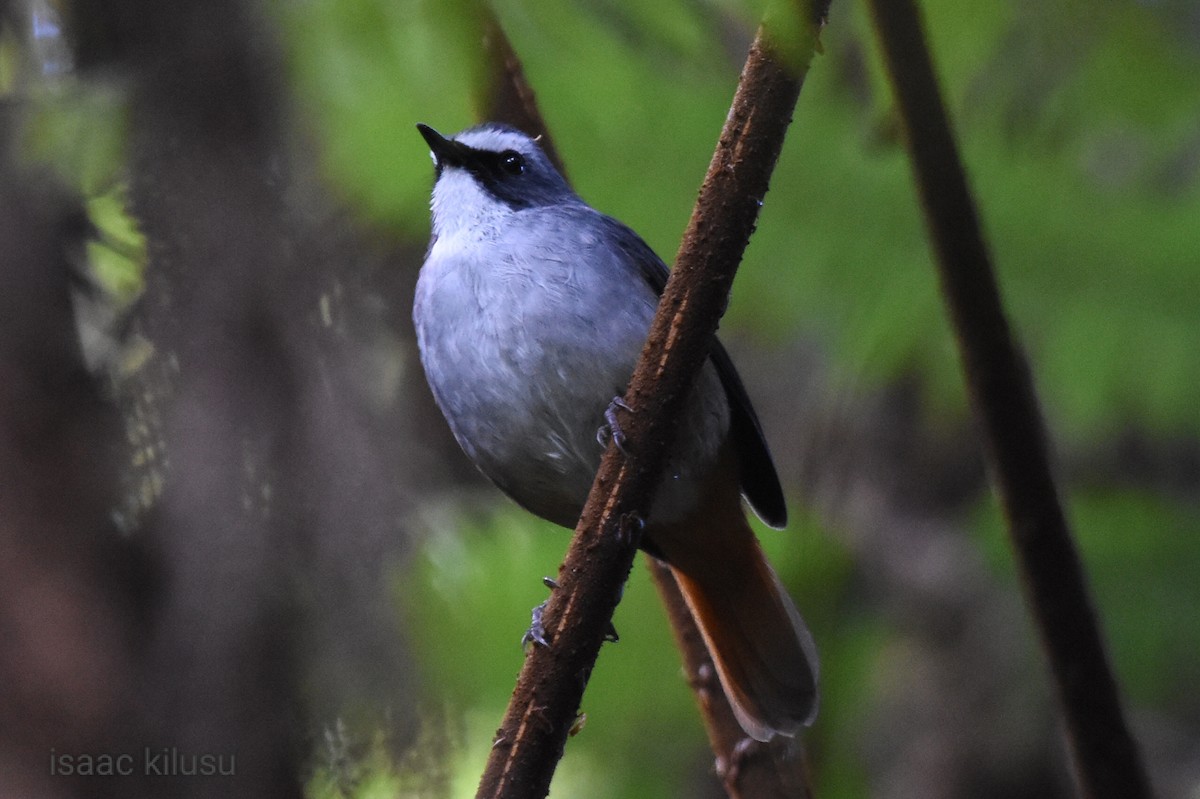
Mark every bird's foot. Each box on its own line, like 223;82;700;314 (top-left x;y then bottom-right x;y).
521;577;559;651
595;396;633;453
521;576;619;649
719;737;764;788
617;510;645;549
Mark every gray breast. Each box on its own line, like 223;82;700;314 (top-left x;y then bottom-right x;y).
415;208;729;528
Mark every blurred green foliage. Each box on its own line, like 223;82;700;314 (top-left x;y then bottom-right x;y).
392;504;871;798
11;0;1197;795
398;509;707;798
278;0;486;232
975;489;1200;713
279;0;1200;439
276;0;1200;795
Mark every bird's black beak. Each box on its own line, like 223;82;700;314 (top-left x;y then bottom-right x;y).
417;123;473;170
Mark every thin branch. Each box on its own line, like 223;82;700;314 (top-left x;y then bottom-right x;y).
864;2;1154;798
474;5;567;179
473;9;825;797
640;4;830;793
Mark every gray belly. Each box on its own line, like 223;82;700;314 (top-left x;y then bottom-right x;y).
414;249;729;528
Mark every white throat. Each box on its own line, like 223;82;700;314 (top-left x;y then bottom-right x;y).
430;167;513;242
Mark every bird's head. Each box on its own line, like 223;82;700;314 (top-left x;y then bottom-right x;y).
417;122;576;239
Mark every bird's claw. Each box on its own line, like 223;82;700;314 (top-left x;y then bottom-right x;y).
521;577;561;651
522;599;551;651
618;510;645;548
719;737;763;787
523;575;564;652
520;576;619;648
596;396;633;453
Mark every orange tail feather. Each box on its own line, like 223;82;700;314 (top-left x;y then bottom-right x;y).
649;468;818;741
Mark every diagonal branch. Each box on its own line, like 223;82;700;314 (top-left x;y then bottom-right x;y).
473;7;826;798
641;9;828;795
864;2;1154;798
474;6;567;179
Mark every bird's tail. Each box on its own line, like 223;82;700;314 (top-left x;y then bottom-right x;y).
651;473;818;741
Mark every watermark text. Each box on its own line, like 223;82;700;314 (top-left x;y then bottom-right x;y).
49;747;235;777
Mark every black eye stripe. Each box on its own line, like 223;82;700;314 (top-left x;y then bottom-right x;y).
471;149;525;178
458;148;530;209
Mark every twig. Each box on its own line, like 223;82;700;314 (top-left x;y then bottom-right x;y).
642;6;829;793
864;2;1154;798
474;5;567;178
473;11;824;799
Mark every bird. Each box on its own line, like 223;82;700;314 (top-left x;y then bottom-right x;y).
412;121;818;741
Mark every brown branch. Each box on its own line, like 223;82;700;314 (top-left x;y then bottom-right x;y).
864;2;1154;798
640;6;829;794
474;5;567;179
474;9;825;798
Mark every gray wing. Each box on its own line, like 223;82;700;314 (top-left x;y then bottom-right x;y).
605;217;788;529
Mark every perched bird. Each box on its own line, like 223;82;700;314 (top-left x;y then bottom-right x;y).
413;122;818;740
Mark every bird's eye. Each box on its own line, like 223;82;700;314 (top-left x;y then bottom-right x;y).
499;150;525;176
